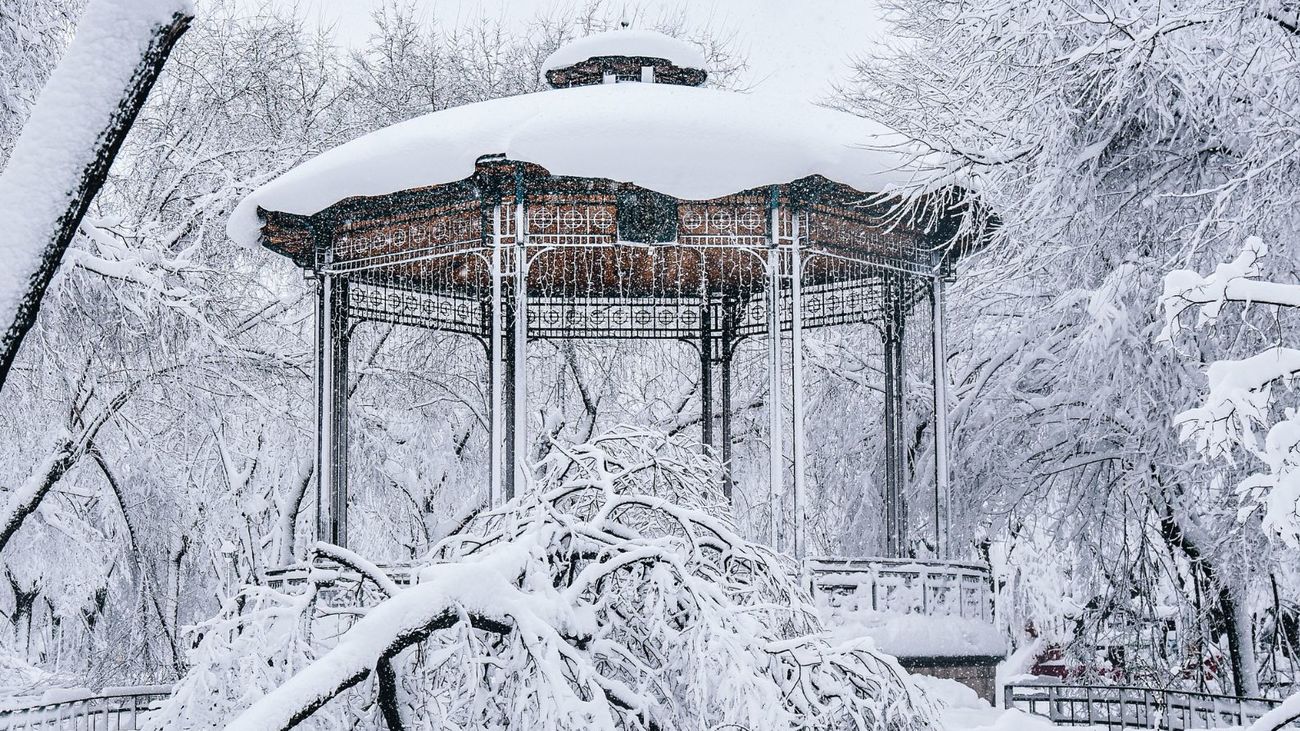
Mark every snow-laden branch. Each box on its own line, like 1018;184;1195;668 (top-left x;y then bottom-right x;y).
1158;237;1300;344
226;555;537;731
1159;238;1300;543
1174;348;1300;459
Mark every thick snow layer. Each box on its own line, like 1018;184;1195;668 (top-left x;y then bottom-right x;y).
0;652;62;706
917;676;1106;731
227;82;934;247
826;609;1007;658
541;29;708;72
0;0;191;336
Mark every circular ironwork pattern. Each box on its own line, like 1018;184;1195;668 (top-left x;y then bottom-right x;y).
320;195;933;339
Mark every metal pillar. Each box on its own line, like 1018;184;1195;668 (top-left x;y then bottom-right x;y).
720;300;737;502
790;212;806;560
700;304;714;450
489;204;504;506
315;273;350;547
932;274;951;558
766;192;785;550
882;272;907;558
512;170;529;492
504;325;517;500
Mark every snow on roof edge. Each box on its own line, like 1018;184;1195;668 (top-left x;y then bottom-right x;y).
540;29;709;74
228;84;942;249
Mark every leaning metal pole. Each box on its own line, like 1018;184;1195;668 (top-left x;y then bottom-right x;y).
931;272;951;558
789;212;806;560
882;272;907;558
766;190;785;550
489;204;504;506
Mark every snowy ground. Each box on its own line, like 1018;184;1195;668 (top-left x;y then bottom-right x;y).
918;676;1102;731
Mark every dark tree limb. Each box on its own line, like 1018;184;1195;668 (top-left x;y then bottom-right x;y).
0;12;192;394
375;656;405;731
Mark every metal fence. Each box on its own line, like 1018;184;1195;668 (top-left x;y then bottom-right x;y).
0;686;171;730
1005;682;1291;729
807;557;994;622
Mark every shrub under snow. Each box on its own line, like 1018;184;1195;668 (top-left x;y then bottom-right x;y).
149;429;936;730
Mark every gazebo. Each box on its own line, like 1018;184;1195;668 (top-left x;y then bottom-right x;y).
229;29;977;567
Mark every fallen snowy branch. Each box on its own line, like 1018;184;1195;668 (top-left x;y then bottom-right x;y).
160;430;935;730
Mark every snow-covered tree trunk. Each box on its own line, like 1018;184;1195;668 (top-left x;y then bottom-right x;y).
0;0;191;391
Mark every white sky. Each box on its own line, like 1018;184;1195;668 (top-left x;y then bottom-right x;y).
233;0;885;104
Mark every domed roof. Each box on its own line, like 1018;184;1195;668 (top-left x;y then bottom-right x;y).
228;68;944;248
540;29;708;76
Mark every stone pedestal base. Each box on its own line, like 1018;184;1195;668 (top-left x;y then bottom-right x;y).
898;655;1001;704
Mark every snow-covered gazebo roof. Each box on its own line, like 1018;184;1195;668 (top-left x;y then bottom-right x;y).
227;82;932;248
227;30;943;250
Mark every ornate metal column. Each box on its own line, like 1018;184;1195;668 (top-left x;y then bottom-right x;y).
789;211;806;560
882;271;907;558
931;271;951;558
489;203;505;506
700;303;714;450
766;190;785;549
512;168;529;492
315;272;350;547
503;321;517;500
720;297;738;502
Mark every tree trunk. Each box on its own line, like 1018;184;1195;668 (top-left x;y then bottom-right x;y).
277;458;314;566
1154;490;1257;696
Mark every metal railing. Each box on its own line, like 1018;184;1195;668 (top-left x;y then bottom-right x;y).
264;560;424;609
0;686;171;730
1005;682;1290;729
807;557;994;623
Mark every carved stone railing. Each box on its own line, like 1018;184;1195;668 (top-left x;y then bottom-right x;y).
0;685;171;730
807;557;995;623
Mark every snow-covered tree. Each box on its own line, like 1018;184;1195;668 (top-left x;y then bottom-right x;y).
841;0;1300;695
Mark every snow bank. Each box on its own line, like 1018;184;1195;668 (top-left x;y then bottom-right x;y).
227;82;936;247
826;609;1006;658
541;29;708;72
0;0;191;335
916;675;1103;731
0;651;64;708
